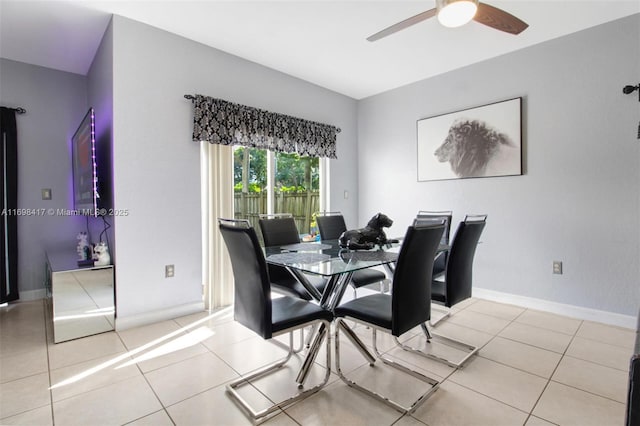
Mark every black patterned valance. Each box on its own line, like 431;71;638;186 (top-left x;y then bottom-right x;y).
191;95;339;159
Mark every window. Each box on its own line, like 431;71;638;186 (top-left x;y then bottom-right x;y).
233;147;322;239
194;95;338;309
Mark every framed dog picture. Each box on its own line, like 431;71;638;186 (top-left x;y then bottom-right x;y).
417;97;522;181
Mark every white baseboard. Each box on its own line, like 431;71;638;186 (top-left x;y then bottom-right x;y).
19;289;47;301
474;287;637;330
17;286;634;330
115;302;205;331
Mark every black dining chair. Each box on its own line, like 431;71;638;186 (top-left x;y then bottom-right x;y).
333;220;445;414
258;214;327;301
258;213;300;247
316;211;389;295
416;210;453;279
396;214;486;369
315;211;347;240
218;219;333;421
432;214;486;314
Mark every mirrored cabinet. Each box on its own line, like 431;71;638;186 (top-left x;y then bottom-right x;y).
45;250;115;343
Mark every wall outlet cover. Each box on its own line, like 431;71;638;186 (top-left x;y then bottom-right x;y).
165;264;175;278
553;261;563;275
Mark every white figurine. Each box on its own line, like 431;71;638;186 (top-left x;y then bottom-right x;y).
93;242;111;266
76;232;90;260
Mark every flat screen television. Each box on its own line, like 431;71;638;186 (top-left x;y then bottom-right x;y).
71;107;99;216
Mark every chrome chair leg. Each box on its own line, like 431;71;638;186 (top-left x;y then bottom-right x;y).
296;327;305;353
296;322;330;386
335;318;439;414
395;322;479;369
270;327;306;354
421;322;432;340
337;319;375;365
380;278;391;294
304;323;318;349
429;304;451;327
226;320;332;422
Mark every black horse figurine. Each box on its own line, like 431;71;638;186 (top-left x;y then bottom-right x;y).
339;213;395;250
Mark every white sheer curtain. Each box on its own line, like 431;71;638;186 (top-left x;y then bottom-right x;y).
201;142;234;309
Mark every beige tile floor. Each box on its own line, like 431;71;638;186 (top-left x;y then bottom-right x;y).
0;296;635;426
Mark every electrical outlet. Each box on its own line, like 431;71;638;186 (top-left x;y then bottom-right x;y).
165;264;175;278
553;261;563;275
41;188;52;200
344;190;349;199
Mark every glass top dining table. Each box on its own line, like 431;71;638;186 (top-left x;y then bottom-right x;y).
264;239;448;310
265;239;401;275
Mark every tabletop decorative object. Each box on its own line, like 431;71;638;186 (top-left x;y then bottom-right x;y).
339;212;394;250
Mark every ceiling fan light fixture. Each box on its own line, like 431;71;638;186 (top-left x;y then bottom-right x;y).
436;0;479;28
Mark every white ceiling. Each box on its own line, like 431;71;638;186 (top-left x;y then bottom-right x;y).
1;0;638;99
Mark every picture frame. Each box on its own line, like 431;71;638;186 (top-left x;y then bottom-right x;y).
417;97;522;181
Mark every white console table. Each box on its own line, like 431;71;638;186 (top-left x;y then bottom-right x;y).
45;250;115;343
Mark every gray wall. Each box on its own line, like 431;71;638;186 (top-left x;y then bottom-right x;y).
109;16;358;322
357;14;640;316
0;58;90;296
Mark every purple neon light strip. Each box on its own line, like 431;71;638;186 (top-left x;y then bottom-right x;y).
91;109;98;216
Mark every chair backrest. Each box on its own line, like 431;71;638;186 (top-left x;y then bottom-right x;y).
444;215;487;307
316;213;347;240
218;219;273;339
417;210;453;245
259;215;300;247
417;211;452;274
258;213;293;220
391;221;445;337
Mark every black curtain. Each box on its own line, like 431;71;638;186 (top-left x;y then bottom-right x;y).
191;95;340;159
0;107;19;303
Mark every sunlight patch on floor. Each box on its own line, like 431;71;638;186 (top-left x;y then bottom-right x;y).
49;306;232;390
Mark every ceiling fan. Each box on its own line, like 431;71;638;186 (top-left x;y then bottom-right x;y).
367;0;529;42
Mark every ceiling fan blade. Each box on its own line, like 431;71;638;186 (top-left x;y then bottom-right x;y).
367;8;437;42
474;3;529;35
